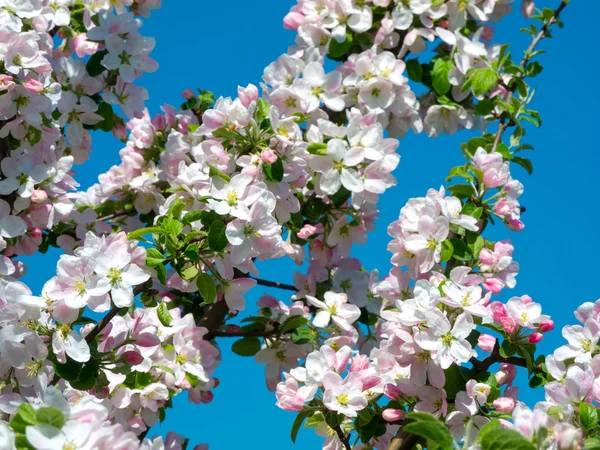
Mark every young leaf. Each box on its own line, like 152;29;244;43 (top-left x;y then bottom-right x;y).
208;221;228;252
196;273;217;304
157;303;173;327
231;337;261;357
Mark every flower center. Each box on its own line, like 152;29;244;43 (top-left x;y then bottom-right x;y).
108;267;123;285
336;393;349;406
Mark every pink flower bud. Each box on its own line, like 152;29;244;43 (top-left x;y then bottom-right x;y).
493;397;515;413
350;354;369;373
152;114;167;130
528;332;543;344
490;302;507;321
477;334;496;353
283;11;304;30
29;228;42;239
506;218;525;232
0;75;15;91
484;278;504;294
23;79;44;93
480;25;495;41
213;378;220;388
539;319;554;333
384;383;401;400
30;189;48;204
521;0;535;18
200;391;214;404
478;248;495;265
194;445;209;450
297;223;323;239
382;408;404;422
237;84;259;108
182;88;195;99
112;124;127;141
241;164;259;179
501;317;517;334
496;363;517;385
261;149;278;165
122;351;144;365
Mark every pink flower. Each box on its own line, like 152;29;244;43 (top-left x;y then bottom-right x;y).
528;332;543;344
322;372;367;417
493;397;515;413
182;88;195;99
477;334;496;352
382;408;403;422
539;319;554;333
74;33;99;58
521;0;535;18
496;363;517;385
237;84;258;107
23;79;44;93
261;149;278;164
297;223;323;239
0;75;15;91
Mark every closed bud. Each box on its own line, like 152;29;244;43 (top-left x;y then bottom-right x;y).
182;88;195;99
493;397;515;413
261;150;278;165
477;334;496;353
382;408;403;422
122;351;144;365
539;319;554;333
528;332;543;344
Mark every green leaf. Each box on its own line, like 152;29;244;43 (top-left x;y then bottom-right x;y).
512;157;533;175
450;238;473;261
291;409;313;443
581;402;598;431
86;50;107;77
404;412;454;450
94;102;114;132
181;266;198;281
162;218;184;236
146;248;165;268
306;143;328;156
476;420;502;443
440;240;454;263
328;33;353;60
231;337;261;357
196;273;217;304
461;203;483;219
584;438;600;450
328;186;351;208
448;183;475;198
208;164;231;182
475;98;496;116
470;67;498;96
443;364;474;401
446;165;473;183
208;221;228;252
36;407;65;429
182;210;204;225
406;59;423;82
9;403;38;433
127;226;163;240
279;315;309;336
481;427;536;450
499;340;517;358
185;372;199;388
155;264;167;285
516;343;536;376
263;157;284;182
291;327;316;345
184;243;200;261
135;372;152;389
256;98;270;123
157;303;173;327
431;58;453;96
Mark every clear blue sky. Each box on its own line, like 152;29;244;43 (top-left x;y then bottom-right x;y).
23;1;600;448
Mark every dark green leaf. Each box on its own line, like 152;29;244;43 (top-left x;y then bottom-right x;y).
291;409;313;443
440;240;454;263
263;157;284;182
196;273;217;304
481;427;536;450
279;315;309;336
208;221;228;252
512;157;533;175
86;50;107;77
231;337;261;357
406;59;423;82
450;238;473;261
404;412;454;450
328;33;353;60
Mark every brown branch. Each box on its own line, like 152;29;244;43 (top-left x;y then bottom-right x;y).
251;277;297;291
470;342;528;373
207;329;276;338
334;426;352;450
387;429;422;450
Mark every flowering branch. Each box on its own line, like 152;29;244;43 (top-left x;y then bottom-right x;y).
334;425;352;450
470;343;528;373
492;0;569;151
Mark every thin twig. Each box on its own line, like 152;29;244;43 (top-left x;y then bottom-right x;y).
206;329;277;338
251;277;297;291
492;0;568;151
470;342;529;373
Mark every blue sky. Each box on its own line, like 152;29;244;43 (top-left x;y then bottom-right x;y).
22;1;600;448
